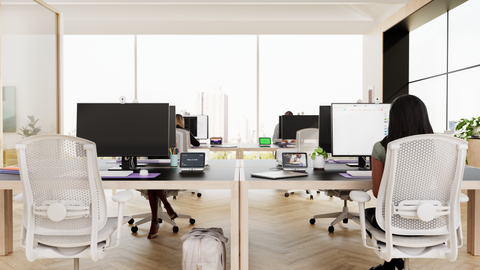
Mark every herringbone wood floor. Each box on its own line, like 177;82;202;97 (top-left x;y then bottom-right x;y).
2;189;480;269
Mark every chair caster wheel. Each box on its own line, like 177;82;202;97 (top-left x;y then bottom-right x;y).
309;218;316;225
158;218;163;224
317;190;320;194
310;195;313;200
197;193;202;197
306;190;310;194
173;226;179;233
131;226;138;233
173;196;177;200
284;193;290;197
343;218;348;224
328;226;334;233
128;218;134;225
189;218;196;225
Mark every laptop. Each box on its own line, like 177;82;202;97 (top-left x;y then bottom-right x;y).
282;152;308;171
210;137;237;148
179;152;206;172
259;137;271;147
251;152;308;179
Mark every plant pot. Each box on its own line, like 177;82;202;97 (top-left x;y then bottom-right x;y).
312;156;325;170
473;126;480;138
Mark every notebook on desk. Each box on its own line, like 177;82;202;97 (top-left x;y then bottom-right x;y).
251;152;308;179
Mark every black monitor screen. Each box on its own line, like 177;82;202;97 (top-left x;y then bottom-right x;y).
280;115;319;140
169;106;176;149
77;103;170;157
183;116;198;136
183;115;209;139
318;106;332;153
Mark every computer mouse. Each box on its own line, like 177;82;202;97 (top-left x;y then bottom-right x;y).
139;169;149;176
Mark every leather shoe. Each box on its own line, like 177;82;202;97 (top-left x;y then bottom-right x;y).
147;220;159;239
369;259;404;270
164;203;178;220
369;260;395;270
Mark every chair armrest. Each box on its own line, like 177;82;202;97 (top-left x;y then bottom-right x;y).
112;190;134;203
460;193;469;203
349;190;371;203
14;193;23;202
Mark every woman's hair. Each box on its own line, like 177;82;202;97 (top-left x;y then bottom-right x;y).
284;111;293;116
381;94;433;148
175;114;185;128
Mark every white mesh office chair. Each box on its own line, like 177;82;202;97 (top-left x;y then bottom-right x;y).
15;135;133;270
284;128;320;199
350;134;468;269
129;128;196;233
176;129;191;154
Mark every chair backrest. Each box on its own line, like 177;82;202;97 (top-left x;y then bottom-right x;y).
176;128;191;154
376;134;467;236
296;128;319;152
16;135;107;235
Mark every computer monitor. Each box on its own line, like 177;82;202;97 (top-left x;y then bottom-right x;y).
318;106;332;154
168;106;176;149
183;115;209;140
331;103;390;169
76;103;170;170
280;115;319;140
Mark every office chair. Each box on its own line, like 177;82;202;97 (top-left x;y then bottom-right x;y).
284;128;320;199
350;134;468;270
15;135;133;270
176;128;191;154
129;129;196;233
128;191;195;233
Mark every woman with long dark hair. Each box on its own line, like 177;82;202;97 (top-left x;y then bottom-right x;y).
368;94;433;270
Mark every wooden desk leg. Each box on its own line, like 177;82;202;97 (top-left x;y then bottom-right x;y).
231;182;240;270
468;189;480;256
0;190;13;256
240;182;249;270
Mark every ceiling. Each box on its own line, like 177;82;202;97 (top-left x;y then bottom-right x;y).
1;0;411;34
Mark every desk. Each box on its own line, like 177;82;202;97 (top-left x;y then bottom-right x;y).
192;143;288;159
0;159;240;270
238;160;480;270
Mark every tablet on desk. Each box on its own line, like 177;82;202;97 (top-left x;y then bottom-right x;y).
179;152;205;172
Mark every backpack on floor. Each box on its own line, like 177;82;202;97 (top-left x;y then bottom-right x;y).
181;227;228;270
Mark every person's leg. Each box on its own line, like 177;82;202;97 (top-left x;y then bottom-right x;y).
155;190;178;220
365;208;404;270
147;190;160;239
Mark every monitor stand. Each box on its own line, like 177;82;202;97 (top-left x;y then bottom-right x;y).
108;156;142;171
346;156;370;170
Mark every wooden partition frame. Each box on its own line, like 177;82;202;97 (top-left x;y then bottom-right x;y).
0;0;62;256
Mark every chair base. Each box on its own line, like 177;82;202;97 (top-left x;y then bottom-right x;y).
129;200;194;234
310;200;358;233
285;189;319;200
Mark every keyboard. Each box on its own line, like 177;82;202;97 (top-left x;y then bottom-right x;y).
99;170;134;177
346;170;372;177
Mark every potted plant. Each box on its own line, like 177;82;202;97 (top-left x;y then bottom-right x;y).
455;116;480;166
455;117;480;141
17;115;41;139
310;147;328;170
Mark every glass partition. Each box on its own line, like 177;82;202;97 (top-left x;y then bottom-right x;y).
1;1;61;165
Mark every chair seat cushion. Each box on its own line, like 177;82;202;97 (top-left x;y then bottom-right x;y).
34;216;131;248
351;216;450;248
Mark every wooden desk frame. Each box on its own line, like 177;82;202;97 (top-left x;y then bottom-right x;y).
0;162;241;270
2;159;480;270
238;160;480;270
